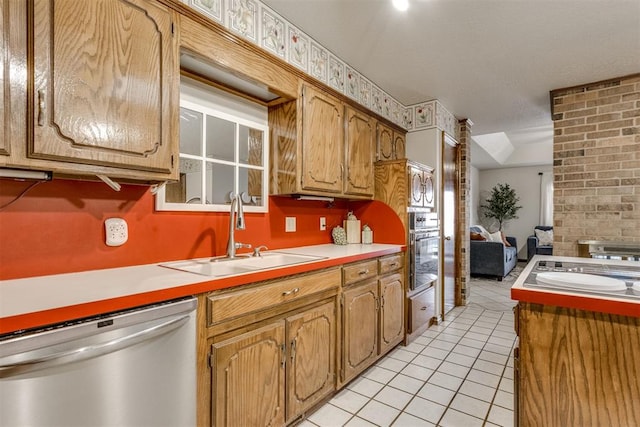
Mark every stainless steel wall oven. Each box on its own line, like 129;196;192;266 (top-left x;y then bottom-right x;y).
408;212;439;292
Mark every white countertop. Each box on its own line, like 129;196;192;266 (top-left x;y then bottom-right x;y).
0;244;403;333
511;255;640;317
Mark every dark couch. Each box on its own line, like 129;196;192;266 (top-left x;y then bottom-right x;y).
470;226;518;281
527;226;553;261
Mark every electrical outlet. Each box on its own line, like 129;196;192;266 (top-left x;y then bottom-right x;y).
320;217;326;231
285;217;296;232
105;218;128;246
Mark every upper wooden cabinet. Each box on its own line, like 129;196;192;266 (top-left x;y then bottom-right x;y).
344;106;375;197
377;122;406;161
31;0;177;175
2;0;179;182
300;85;344;193
375;159;436;235
270;84;375;200
394;132;406;159
409;164;435;209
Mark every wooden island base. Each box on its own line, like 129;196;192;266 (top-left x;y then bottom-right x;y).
515;302;640;427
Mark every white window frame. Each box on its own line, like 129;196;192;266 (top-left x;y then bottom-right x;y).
155;83;269;213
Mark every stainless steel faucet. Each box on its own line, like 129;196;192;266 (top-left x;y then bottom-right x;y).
226;194;251;258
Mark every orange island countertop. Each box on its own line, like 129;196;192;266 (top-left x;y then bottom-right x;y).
511;255;640;318
0;243;404;335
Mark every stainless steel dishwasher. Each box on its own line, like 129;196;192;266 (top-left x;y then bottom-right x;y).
0;297;197;427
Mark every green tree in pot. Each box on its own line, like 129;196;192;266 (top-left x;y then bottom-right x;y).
481;183;522;231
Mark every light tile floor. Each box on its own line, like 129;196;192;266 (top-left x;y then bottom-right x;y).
302;266;522;427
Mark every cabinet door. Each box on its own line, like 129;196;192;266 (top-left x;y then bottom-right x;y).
286;301;336;422
408;286;435;334
342;280;378;383
377;123;394;161
393;132;406;159
344;106;374;197
0;0;8;156
30;0;177;175
301;85;343;193
409;166;424;207
423;170;435;208
212;322;286;427
379;273;404;354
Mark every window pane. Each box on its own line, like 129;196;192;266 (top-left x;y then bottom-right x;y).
179;108;202;156
166;158;203;204
239;166;264;207
206;162;235;205
206;115;235;161
239;126;263;166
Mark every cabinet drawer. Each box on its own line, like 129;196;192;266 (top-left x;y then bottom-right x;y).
207;268;341;325
379;254;403;275
409;287;435;333
342;260;378;286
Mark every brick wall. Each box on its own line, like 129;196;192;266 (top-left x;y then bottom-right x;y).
551;73;640;256
458;119;472;304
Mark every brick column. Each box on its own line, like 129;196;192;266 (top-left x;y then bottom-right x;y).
457;119;472;305
551;74;640;256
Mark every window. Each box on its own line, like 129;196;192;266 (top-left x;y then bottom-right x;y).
155;79;269;212
539;171;554;226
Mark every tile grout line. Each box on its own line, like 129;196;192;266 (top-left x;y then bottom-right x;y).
307;303;517;427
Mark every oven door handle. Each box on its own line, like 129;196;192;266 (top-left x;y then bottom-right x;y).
415;235;440;242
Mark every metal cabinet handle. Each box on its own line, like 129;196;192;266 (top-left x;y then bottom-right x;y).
358;269;369;275
445;236;452;240
420;306;427;311
280;344;286;368
389;262;398;268
290;338;297;364
37;90;45;126
282;287;299;296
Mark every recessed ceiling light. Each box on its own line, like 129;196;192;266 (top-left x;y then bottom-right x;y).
392;0;409;11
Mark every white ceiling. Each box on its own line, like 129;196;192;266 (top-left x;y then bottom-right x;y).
261;0;640;169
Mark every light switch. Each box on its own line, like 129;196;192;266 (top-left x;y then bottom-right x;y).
285;217;296;232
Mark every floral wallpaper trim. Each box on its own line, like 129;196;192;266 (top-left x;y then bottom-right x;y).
408;100;457;137
181;0;457;132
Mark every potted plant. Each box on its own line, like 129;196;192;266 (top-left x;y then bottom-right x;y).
481;183;522;231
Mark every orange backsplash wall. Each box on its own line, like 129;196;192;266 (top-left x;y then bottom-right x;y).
0;179;405;280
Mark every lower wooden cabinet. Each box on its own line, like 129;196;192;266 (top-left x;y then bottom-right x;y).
211;322;286;427
210;300;336;426
408;286;435;334
286;302;336;420
342;279;379;384
379;273;404;354
200;254;405;426
340;255;404;385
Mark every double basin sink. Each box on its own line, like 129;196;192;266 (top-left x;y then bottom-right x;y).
160;252;327;277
